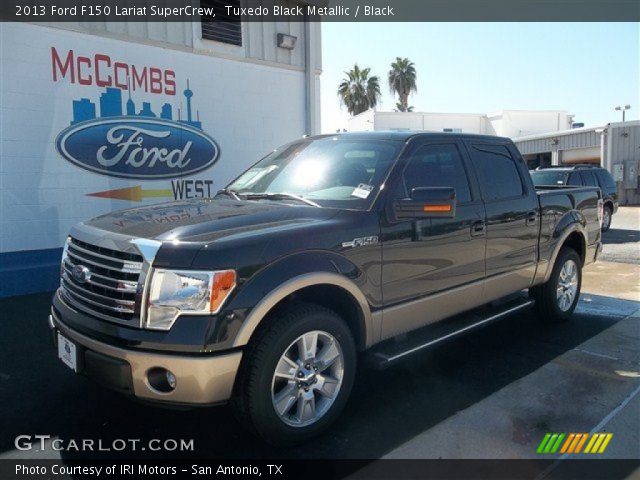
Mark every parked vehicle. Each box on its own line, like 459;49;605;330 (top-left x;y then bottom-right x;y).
49;132;603;444
530;165;618;231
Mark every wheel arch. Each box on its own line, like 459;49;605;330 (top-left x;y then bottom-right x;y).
543;226;588;283
603;199;614;211
233;272;375;351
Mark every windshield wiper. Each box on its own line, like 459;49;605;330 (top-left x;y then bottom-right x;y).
215;188;241;201
243;192;321;208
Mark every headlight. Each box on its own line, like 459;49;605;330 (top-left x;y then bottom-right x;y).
146;269;236;330
60;236;71;284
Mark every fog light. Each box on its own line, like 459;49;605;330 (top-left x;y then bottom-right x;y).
147;367;177;393
166;371;177;389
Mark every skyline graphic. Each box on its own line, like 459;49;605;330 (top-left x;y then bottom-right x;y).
70;80;203;129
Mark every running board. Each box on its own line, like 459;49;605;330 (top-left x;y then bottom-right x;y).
367;296;534;369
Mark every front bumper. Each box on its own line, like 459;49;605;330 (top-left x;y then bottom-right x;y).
49;310;242;406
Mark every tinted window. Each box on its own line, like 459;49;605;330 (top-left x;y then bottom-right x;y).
595;169;617;189
400;144;472;203
530;171;568;186
469;144;524;201
567;173;582;186
580;171;598;186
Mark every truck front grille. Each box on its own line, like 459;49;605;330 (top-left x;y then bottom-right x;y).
60;237;143;325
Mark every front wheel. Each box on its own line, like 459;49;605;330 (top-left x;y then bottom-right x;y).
233;303;356;445
531;247;582;323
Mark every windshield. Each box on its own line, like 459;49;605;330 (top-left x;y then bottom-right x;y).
226;137;403;209
530;170;568;186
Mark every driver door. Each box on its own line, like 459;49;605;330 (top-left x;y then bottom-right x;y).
380;140;487;339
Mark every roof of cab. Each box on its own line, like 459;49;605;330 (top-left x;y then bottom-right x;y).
310;130;512;143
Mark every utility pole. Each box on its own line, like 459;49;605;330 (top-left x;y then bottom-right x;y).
615;104;631;122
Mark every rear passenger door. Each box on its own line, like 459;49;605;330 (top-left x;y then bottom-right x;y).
464;141;539;294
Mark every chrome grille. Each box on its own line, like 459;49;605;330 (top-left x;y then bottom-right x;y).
60;237;143;324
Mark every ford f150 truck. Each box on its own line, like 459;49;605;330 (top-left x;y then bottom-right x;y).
49;132;603;444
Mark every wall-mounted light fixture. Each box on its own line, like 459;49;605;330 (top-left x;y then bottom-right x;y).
277;33;297;50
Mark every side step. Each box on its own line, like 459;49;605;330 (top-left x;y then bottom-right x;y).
367;295;534;369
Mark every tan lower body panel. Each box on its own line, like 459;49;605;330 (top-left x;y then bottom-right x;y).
52;314;242;405
380;266;536;341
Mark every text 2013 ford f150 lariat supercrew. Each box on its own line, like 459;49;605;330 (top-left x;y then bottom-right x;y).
49;132;603;444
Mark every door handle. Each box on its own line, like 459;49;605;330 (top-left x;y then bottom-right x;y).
471;220;486;236
526;211;537;225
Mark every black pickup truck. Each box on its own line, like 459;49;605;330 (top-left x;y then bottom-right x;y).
49;132;603;444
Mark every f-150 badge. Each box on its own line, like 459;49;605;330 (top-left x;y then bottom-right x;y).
342;236;379;248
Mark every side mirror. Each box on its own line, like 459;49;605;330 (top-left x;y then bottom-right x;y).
394;187;456;219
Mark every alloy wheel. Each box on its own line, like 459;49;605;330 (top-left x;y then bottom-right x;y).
556;259;579;311
271;330;344;427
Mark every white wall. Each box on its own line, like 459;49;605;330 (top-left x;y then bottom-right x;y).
491;110;571;138
348;111;495;134
347;109;571;138
347;110;375;132
0;22;308;255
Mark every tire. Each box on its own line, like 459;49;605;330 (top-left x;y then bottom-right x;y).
530;247;582;323
232;303;356;445
602;204;612;232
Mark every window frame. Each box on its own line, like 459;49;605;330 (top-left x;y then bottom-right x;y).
567;172;583;186
466;142;528;203
579;170;598;187
393;141;476;206
594;169;617;189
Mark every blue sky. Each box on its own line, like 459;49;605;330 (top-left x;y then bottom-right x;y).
320;23;639;133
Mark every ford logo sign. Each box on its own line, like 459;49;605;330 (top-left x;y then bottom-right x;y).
55;117;220;179
71;265;91;284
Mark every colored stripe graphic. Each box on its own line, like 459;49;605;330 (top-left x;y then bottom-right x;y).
597;433;613;453
87;185;173;202
560;433;575;453
574;433;589;453
538;433;613;454
537;433;566;454
537;433;552;454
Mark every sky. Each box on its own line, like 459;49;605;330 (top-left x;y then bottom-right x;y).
320;22;639;133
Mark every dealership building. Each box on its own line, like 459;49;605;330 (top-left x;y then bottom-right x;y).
514;121;640;205
0;13;322;296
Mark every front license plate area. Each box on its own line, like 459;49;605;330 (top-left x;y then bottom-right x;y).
57;333;77;372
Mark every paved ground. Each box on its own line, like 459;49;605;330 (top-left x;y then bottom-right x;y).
0;208;638;466
600;206;640;265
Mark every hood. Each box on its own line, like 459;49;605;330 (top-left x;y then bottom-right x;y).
83;198;340;244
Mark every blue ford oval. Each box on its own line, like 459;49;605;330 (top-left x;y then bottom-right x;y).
56;117;220;179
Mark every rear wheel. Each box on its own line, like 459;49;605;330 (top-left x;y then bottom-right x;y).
602;204;612;232
232;303;356;445
531;247;582;323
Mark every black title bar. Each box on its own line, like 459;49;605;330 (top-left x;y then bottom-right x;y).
1;0;639;22
2;459;640;480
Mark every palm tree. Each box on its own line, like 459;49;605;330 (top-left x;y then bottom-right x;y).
388;57;417;112
337;64;381;116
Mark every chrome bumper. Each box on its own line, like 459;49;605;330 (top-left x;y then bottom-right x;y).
49;311;242;406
